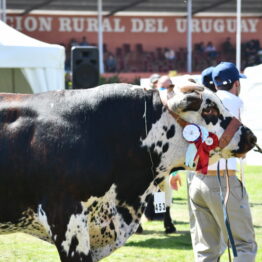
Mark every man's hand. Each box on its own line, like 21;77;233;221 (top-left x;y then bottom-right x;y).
169;173;182;191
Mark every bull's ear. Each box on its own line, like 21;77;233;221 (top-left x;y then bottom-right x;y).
167;91;203;113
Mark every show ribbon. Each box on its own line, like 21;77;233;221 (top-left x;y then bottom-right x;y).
183;124;219;174
194;132;219;174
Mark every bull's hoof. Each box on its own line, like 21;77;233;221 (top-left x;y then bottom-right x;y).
165;224;176;234
135;224;144;234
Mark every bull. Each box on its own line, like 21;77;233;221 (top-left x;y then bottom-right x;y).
0;80;256;262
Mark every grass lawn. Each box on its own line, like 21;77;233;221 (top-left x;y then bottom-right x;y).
0;166;261;262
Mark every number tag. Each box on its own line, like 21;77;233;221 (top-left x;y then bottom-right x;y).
153;192;166;213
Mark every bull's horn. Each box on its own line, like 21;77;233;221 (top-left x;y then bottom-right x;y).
179;81;205;93
172;75;205;93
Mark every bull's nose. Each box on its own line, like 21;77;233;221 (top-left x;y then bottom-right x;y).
247;129;257;146
249;133;257;146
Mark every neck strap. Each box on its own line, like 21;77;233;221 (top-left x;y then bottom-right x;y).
159;91;241;149
218;117;242;149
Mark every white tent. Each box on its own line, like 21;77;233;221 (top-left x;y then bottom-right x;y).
0;20;65;93
240;64;262;166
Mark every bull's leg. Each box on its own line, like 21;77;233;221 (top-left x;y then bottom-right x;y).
56;246;93;262
164;206;176;234
136;223;144;234
162;178;176;234
38;200;93;262
53;209;93;262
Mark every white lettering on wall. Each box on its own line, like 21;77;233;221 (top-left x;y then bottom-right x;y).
226;19;236;33
213;19;224;33
15;16;24;31
176;18;186;33
131;18;168;32
131;18;144;32
103;18;112;32
201;19;212;33
87;18;97;32
157;19;168;32
72;17;85;32
6;15;259;34
59;17;72;32
114;18;125;32
24;17;38;32
247;19;258;32
38;17;52;31
175;18;259;33
192;19;200;32
145;18;156;32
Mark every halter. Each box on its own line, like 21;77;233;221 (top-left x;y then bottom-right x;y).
159;90;242;151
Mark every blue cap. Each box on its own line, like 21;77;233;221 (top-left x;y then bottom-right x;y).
212;62;246;86
201;66;216;91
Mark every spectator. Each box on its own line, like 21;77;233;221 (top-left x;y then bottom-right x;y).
222;37;235;60
164;48;176;60
201;66;216;92
69;38;78;48
205;41;218;59
245;39;259;66
149;73;160;89
80;36;89;46
105;53;117;72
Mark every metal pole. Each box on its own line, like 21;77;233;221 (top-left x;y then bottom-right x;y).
236;0;241;70
0;0;6;22
3;0;6;22
236;0;245;184
98;0;104;74
0;0;2;21
187;0;192;73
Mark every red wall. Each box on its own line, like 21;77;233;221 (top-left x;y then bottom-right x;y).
7;13;262;52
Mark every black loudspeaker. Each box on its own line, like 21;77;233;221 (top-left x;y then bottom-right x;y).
71;46;99;89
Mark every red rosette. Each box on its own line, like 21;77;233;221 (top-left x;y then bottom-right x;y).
194;132;219;174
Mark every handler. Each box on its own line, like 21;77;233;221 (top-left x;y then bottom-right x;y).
170;62;257;262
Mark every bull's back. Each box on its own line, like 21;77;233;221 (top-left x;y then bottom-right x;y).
0;85;161;222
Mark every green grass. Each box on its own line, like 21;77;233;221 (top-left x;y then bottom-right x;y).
0;166;261;262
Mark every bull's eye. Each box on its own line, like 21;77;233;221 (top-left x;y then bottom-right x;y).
202;106;219;117
201;106;220;125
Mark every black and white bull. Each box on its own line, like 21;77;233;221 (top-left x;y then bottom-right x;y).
0;81;256;262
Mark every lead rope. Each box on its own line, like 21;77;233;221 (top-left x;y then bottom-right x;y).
143;96;157;186
225;161;232;262
217;161;237;261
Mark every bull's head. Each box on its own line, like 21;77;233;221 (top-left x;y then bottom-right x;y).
166;76;256;165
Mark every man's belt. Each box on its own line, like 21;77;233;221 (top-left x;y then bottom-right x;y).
205;170;236;176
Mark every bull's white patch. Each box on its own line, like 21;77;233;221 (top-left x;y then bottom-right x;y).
61;212;90;256
80;184;148;262
37;205;52;237
142;110;187;173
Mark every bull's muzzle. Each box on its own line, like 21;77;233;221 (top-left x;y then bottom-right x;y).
233;126;257;157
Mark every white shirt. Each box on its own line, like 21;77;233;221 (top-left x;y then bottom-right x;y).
208;90;243;171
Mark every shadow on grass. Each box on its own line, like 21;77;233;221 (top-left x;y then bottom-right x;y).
250;203;262;207
126;231;192;250
173;197;187;201
173;220;189;225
